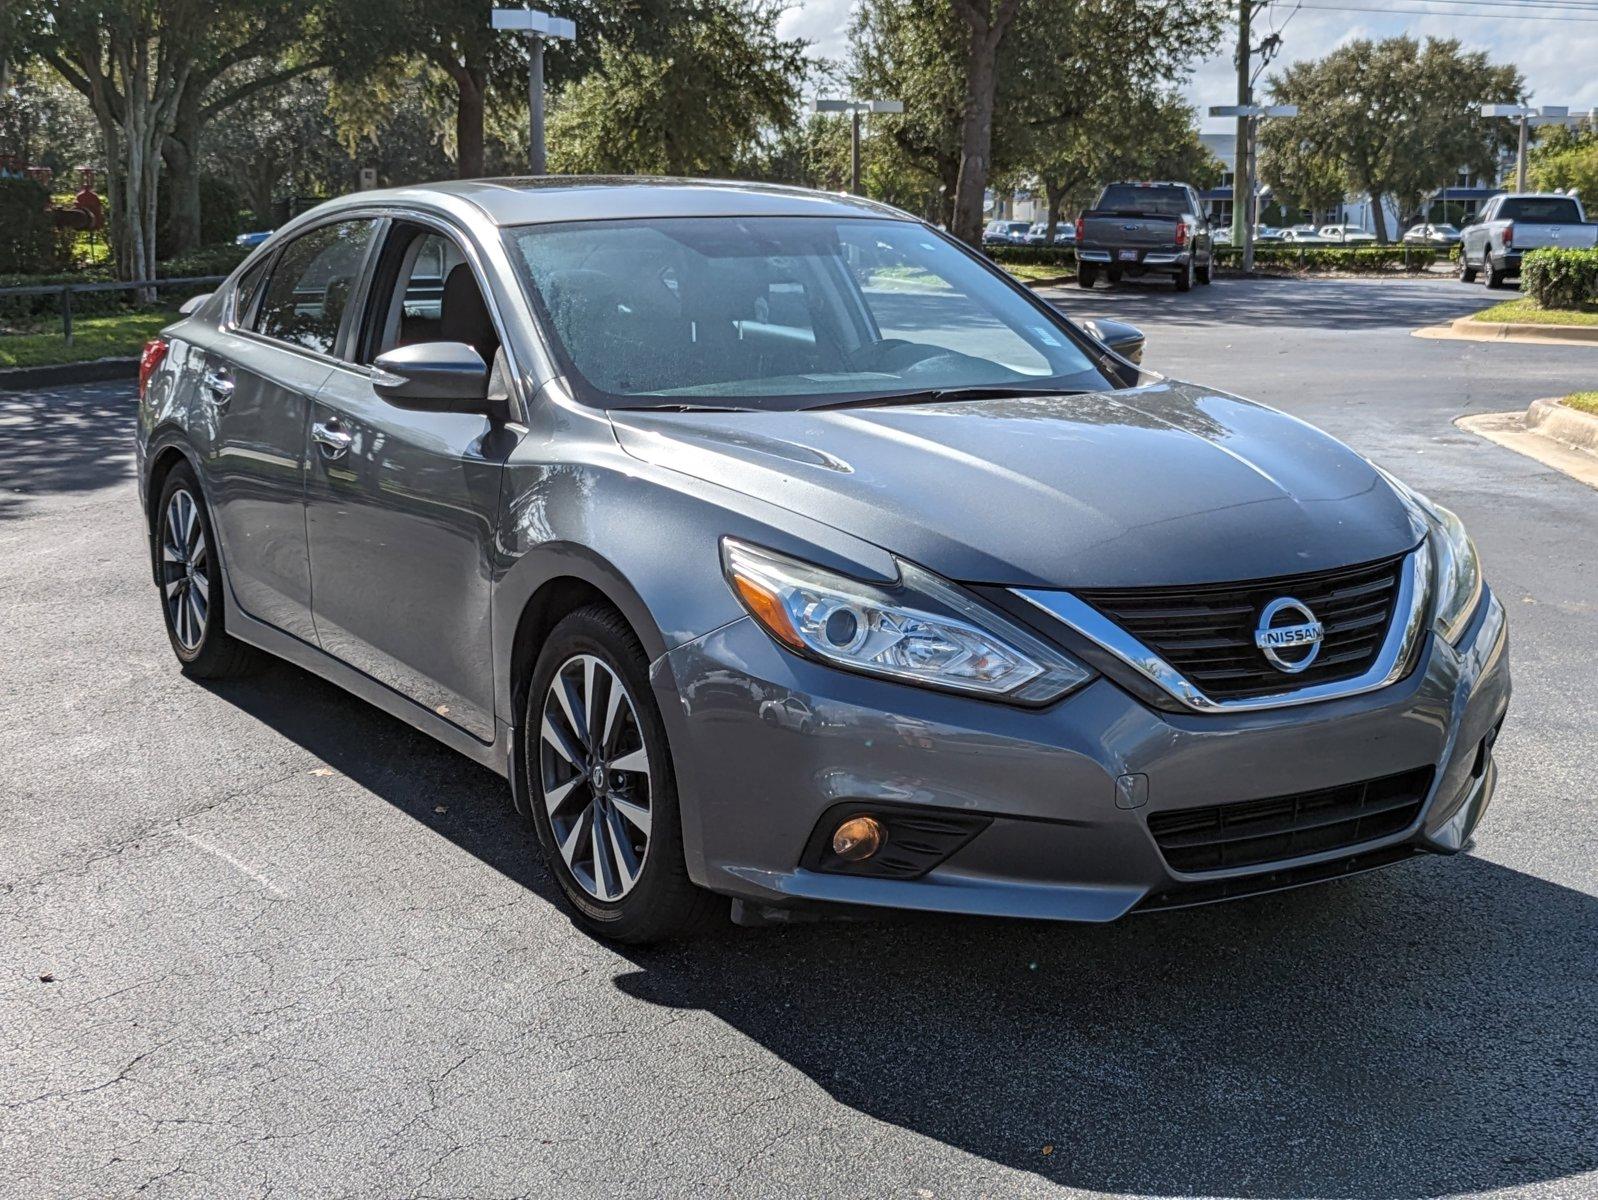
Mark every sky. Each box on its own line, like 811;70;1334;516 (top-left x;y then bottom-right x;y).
777;0;1598;133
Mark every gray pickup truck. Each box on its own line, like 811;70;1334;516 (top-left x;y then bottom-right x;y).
1074;182;1214;292
1458;192;1595;288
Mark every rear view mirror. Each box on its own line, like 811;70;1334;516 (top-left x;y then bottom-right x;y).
1081;317;1145;365
372;341;490;413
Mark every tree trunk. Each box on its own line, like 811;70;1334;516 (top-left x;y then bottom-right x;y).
1369;192;1391;243
1044;178;1064;241
454;66;486;179
162;90;203;256
950;0;1019;247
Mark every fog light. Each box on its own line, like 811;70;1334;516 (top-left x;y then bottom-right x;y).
831;815;884;861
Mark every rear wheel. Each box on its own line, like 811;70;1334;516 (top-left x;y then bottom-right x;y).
525;605;720;943
1076;263;1097;289
155;464;260;679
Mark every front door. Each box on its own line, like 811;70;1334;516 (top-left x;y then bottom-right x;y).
304;223;512;743
199;218;379;644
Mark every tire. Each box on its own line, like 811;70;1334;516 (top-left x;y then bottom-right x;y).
1106;267;1123;284
524;604;721;943
154;463;260;679
1459;250;1477;284
1197;258;1213;285
1484;252;1506;289
1076;264;1097;289
1174;257;1194;292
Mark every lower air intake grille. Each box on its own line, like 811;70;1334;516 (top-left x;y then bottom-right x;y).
1147;766;1434;873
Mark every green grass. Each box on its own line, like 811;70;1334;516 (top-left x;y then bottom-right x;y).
1470;297;1598;327
0;310;174;369
1005;262;1073;283
1565;392;1598;416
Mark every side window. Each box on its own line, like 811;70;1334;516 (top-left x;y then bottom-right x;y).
363;225;501;368
254;220;378;356
232;256;271;327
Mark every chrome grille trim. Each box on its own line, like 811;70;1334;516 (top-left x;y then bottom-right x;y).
1015;544;1433;713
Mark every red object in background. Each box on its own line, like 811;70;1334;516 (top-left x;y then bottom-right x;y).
73;184;105;231
138;338;169;401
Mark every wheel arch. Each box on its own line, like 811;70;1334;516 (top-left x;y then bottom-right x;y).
143;436;203;585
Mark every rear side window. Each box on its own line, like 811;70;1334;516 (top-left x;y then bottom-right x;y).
254;220;378;355
232;257;271;326
1497;197;1582;222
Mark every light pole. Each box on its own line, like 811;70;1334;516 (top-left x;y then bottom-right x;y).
1480;103;1594;192
812;98;904;195
1209;103;1297;274
492;8;576;176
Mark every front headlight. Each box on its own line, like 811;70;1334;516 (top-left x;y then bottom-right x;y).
721;538;1094;703
1381;471;1483;646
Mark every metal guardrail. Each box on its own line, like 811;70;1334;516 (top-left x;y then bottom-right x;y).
0;275;227;343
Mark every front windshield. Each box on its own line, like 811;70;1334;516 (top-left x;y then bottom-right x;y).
505;216;1112;410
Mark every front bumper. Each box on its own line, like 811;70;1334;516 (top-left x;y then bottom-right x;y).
653;589;1509;923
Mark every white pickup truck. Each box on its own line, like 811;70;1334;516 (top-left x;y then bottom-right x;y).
1458;193;1596;288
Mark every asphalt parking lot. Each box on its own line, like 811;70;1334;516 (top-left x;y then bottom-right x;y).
3;275;1595;1199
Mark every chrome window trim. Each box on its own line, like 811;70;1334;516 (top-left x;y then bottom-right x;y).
1015;544;1433;713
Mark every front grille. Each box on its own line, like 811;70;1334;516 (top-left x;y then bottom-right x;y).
1077;553;1408;701
1147;766;1434;873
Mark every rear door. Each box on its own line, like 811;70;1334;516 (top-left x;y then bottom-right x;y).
198;218;380;643
303;219;515;743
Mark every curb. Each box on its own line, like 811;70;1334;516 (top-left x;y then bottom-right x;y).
1449;315;1598;344
1526;397;1598;455
0;357;138;391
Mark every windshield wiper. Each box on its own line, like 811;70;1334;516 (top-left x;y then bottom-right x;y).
610;402;751;413
803;384;1091;412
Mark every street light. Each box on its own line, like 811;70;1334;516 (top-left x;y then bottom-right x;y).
1480;103;1594;192
812;98;904;195
492;8;576;176
1209;103;1298;274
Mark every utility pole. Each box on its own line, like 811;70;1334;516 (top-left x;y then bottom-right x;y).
1231;0;1251;254
492;8;576;176
812;98;905;195
1212;103;1297;273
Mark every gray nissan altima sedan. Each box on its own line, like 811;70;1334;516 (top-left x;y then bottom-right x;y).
135;178;1509;942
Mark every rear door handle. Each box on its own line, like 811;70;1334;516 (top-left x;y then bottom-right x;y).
312;419;353;459
203;367;234;408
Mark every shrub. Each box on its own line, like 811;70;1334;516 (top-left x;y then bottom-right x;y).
1214;245;1439;273
159;241;251;278
985;244;1076;267
1520;247;1598;310
0;177;57;274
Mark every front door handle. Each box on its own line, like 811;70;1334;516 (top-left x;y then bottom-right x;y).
203;367;234;409
312;419;354;459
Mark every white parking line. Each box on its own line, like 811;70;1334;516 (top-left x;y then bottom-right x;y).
181;832;289;897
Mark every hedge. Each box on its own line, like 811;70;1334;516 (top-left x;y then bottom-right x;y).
1520;247;1598;310
0;178;57;274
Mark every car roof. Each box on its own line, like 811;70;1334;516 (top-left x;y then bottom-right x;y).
314;176;914;227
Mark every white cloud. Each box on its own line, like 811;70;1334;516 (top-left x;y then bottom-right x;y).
778;0;1598;124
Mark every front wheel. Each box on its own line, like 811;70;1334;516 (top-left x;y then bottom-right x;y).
1458;250;1478;284
155;464;260;678
1484;252;1507;289
1174;257;1194;292
525;605;720;943
1196;258;1213;285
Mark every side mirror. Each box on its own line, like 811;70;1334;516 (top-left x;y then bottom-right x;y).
372;341;490;413
1082;317;1145;365
178;293;211;316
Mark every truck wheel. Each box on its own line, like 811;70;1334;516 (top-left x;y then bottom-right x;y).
1077;264;1097;289
1106;268;1123;284
1458;251;1477;284
1174;258;1194;292
1484;252;1506;289
1197;259;1213;285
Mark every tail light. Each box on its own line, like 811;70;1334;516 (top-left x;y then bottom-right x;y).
1074;216;1085;242
1501;222;1513;248
1174;220;1189;247
138;337;168;401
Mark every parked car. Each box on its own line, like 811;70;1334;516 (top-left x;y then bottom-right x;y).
1075;181;1214;291
1281;226;1334;245
1458;193;1596;287
1255;225;1285;242
1024;221;1074;245
137;178;1508;943
1318;224;1377;244
234;230;274;247
982;219;1033;246
1403;223;1462;247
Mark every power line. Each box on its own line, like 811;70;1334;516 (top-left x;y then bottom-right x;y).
1273;0;1598;20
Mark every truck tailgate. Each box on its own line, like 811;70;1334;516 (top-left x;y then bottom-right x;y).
1512;224;1598;250
1081;213;1179;249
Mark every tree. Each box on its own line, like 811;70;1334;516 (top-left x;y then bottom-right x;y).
1259;36;1522;242
545;0;806;176
1529;119;1598;202
947;0;1021;245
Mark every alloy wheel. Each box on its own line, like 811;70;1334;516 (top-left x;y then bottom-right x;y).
538;653;652;901
161;488;209;651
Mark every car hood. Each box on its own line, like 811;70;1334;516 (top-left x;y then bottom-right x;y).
609;380;1419;588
